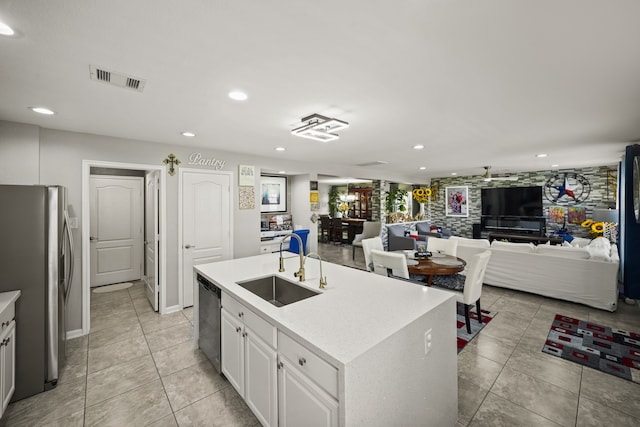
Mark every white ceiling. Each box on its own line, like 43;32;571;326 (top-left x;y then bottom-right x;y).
0;1;638;182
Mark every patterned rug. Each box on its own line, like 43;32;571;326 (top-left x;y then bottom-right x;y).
457;302;495;353
543;314;640;383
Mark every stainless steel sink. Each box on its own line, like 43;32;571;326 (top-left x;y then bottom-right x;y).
236;275;320;307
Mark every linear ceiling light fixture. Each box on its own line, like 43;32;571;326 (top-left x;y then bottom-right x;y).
291;113;349;142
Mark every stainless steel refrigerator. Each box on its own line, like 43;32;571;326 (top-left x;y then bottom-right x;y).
0;185;73;401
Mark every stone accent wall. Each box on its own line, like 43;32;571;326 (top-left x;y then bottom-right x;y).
430;166;617;239
371;179;383;222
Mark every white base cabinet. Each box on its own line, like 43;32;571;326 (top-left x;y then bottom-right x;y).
0;321;15;415
277;356;338;427
0;291;19;420
221;294;277;427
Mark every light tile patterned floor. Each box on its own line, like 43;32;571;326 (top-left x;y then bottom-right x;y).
3;245;640;426
1;280;259;427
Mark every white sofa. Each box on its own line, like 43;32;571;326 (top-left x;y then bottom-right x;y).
448;236;620;311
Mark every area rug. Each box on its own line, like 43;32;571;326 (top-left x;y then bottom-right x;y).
92;282;133;293
542;314;640;383
457;302;496;353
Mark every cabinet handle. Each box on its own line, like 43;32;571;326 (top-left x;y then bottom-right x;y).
298;357;306;366
238;312;244;318
277;361;283;370
236;326;241;333
4;337;9;344
242;332;247;338
1;321;7;328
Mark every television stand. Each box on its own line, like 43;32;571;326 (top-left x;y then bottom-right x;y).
488;232;562;245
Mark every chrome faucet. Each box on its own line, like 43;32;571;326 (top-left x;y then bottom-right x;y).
304;252;327;289
278;234;305;282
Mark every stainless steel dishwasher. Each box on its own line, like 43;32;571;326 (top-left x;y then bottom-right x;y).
197;274;222;373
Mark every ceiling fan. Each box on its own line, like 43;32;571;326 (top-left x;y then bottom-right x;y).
482;166;519;182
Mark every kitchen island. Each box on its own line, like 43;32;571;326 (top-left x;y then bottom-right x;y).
194;253;457;427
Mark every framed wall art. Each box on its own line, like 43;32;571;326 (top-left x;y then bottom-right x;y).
260;175;287;213
445;186;469;217
238;164;255;186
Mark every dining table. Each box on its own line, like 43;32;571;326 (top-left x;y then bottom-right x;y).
404;252;466;286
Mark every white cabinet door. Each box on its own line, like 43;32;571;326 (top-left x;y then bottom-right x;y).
245;329;277;427
221;309;244;396
1;321;16;414
278;357;339;427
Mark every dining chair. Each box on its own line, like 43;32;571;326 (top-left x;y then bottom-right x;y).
436;250;491;334
427;237;458;257
319;215;333;242
361;237;383;272
370;249;410;279
352;221;381;260
331;217;347;244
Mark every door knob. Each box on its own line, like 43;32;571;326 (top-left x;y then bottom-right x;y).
184;244;196;249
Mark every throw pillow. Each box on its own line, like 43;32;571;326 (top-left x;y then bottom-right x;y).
610;244;620;263
587;245;611;262
589;236;612;250
570;237;591;248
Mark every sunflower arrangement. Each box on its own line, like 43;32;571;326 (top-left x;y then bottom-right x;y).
412;187;432;203
581;219;605;237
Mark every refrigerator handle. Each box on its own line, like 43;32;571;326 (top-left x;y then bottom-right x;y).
63;210;74;305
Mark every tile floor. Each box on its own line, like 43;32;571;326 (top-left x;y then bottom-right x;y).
1;280;259;427
2;243;640;426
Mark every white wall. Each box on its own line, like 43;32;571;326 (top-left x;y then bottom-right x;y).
290;174;317;254
0;121;39;184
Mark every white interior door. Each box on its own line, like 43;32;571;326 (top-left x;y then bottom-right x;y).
90;176;143;287
144;171;160;311
181;170;232;307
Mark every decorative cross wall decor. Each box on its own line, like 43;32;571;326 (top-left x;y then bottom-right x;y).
163;153;181;176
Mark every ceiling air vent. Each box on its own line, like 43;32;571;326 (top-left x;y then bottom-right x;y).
89;65;146;93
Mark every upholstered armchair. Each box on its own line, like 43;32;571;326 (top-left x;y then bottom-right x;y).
387;224;427;251
352;221;381;260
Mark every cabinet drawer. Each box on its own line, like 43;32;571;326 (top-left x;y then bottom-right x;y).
222;293;277;349
278;332;338;399
0;303;15;332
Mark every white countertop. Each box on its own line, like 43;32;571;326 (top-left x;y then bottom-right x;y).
0;290;21;314
195;253;454;368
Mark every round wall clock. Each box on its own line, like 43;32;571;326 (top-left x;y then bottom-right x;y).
544;172;591;204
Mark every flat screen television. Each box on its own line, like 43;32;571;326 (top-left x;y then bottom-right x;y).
481;186;543;217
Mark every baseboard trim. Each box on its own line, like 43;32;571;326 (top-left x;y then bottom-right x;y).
164;304;184;314
66;328;85;340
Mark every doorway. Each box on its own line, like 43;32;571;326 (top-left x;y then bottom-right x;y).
81;160;167;336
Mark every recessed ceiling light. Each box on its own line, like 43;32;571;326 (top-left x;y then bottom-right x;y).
413;145;424;150
181;131;196;137
275;147;285;151
451;172;457;176
419;166;426;170
0;22;14;36
278;171;286;174
228;91;248;101
551;164;559;167
29;107;55;115
536;153;548;158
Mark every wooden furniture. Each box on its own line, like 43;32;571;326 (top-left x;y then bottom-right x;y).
488;232;562;245
408;255;467;286
349;188;372;220
331;218;347;243
342;218;365;243
319;216;333;242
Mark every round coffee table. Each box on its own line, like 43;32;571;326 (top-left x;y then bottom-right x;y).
407;254;466;286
